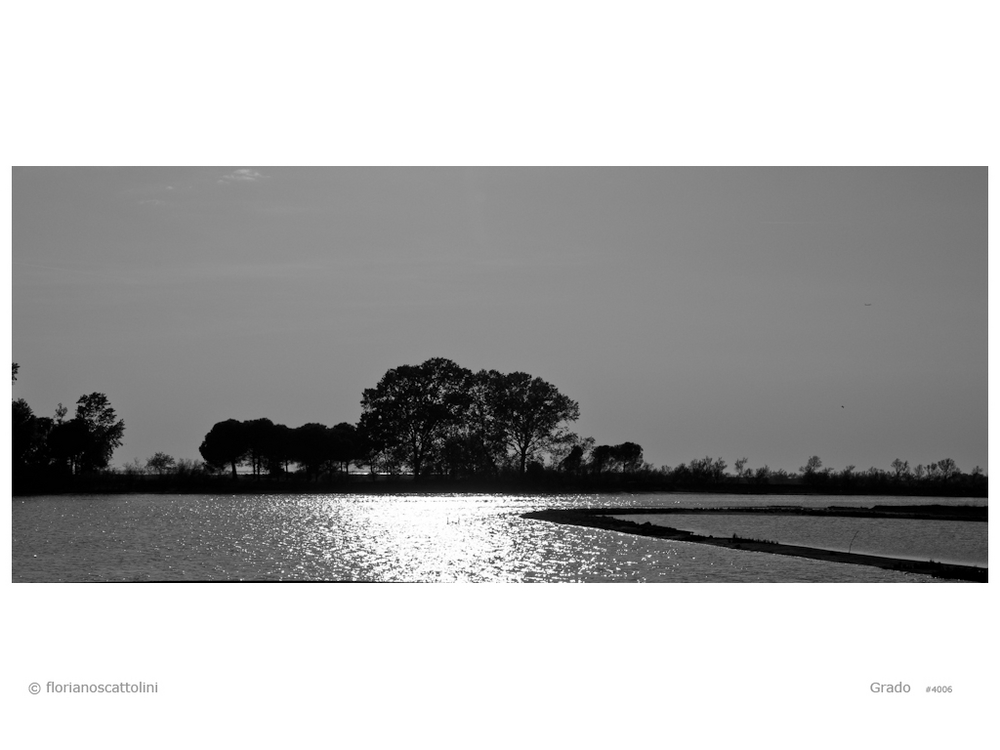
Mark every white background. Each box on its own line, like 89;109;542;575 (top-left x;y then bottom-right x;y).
4;2;995;748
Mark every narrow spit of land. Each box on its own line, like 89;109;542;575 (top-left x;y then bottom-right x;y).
522;505;988;582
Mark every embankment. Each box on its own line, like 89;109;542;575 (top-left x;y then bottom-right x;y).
522;507;987;582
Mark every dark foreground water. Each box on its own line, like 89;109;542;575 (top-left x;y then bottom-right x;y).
11;492;987;582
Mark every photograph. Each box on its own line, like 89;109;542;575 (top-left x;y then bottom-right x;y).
4;3;994;749
11;166;987;584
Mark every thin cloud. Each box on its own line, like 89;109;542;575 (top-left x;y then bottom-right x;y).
219;168;267;184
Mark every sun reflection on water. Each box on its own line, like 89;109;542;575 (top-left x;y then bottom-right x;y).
10;492;965;582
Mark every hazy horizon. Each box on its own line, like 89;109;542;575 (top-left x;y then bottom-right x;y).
12;167;987;475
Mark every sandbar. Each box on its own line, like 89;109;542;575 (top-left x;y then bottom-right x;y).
522;507;987;582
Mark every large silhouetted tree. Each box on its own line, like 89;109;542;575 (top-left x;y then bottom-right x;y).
11;370;57;477
49;417;93;475
561;445;585;474
69;393;125;472
263;422;294;475
292;422;332;479
241;418;281;475
199;419;249;478
614;442;644;472
461;369;511;475
359;358;473;478
329;422;362;474
591;444;614;474
487;371;579;474
12;398;50;471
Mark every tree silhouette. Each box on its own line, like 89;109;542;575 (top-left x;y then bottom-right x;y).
292;422;332;479
800;455;823;475
263;422;294;475
199;419;249;478
890;458;910;479
329;422;362;474
12;398;51;471
49;417;91;475
592;444;614;474
241;418;276;476
936;458;958;481
560;445;585;474
461;369;511;475
487;371;580;475
689;456;727;482
146;452;176;475
614;442;644;472
71;393;125;472
359;358;473;478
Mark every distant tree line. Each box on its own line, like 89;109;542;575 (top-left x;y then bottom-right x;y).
198;418;362;479
784;454;987;494
611;453;987;496
12;359;987;497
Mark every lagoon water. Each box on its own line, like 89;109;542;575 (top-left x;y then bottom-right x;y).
614;513;987;567
11;492;986;582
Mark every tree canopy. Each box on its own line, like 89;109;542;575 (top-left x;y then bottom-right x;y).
358;359;580;477
359;357;473;478
146;452;177;475
199;418;365;479
73;393;126;472
199;419;248;478
488;371;580;474
11;380;124;478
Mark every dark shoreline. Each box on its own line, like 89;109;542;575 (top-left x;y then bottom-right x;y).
11;472;990;499
522;507;988;582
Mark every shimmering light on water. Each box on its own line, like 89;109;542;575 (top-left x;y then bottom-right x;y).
13;493;980;582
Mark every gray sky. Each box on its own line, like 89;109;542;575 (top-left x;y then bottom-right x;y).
11;167;987;474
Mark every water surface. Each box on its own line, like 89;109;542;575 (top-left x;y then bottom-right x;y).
608;513;987;567
12;492;984;582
